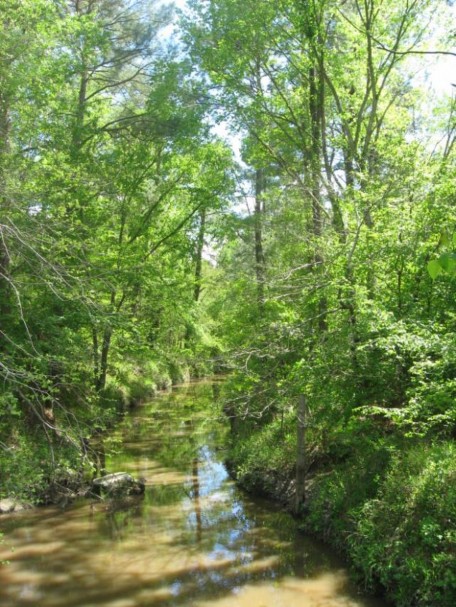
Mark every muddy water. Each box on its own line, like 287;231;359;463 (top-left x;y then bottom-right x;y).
0;381;388;607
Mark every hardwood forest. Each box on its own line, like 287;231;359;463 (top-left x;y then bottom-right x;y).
1;1;455;605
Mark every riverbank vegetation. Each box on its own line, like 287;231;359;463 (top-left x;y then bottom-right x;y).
1;0;455;605
0;0;233;500
183;0;456;604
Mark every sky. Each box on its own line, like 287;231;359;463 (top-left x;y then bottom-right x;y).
427;54;455;95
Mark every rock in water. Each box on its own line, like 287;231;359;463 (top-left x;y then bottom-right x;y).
0;498;31;514
0;498;16;514
92;472;145;498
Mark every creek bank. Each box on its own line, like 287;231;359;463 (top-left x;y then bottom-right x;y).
0;471;146;516
226;439;456;607
0;367;199;512
225;459;296;510
0;380;165;511
225;456;385;600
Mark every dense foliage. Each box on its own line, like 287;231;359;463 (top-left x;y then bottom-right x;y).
1;0;455;604
181;0;456;604
0;0;233;500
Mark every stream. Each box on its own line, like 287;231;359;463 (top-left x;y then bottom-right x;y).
0;380;389;607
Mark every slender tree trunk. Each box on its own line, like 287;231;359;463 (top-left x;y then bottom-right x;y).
72;71;87;152
309;66;322;238
254;168;266;308
295;394;307;513
95;290;116;392
250;58;267;310
295;61;326;514
92;326;100;387
309;65;327;332
346;287;360;371
96;324;112;392
193;207;206;303
0;225;10;321
69;1;90;224
71;0;90;156
0;89;11;323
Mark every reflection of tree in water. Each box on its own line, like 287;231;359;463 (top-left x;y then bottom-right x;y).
92;383;229;548
147;482;188;506
108;383;227;475
192;457;202;543
89;497;145;541
0;382;386;607
97;381;339;585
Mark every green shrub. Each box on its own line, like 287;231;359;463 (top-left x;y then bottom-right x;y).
0;429;82;503
303;436;393;549
228;411;296;492
349;442;456;606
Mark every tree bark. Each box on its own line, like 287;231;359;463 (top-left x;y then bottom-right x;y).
92;326;100;387
309;66;322;238
295;393;307;514
193;207;206;303
309;65;327;332
96;324;112;392
254;168;266;308
0;88;11;323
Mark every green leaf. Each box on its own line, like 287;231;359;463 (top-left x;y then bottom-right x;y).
438;253;456;273
440;231;451;247
427;259;442;279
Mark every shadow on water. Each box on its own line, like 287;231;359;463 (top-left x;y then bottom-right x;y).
0;381;388;607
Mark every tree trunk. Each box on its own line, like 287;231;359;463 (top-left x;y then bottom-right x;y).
92;326;100;388
96;324;112;392
346;288;360;372
309;65;327;332
0;89;11;323
73;70;87;151
254;168;266;308
295;393;307;514
309;66;322;238
193;207;206;303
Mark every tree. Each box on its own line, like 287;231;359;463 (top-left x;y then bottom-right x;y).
0;0;236;500
184;0;456;504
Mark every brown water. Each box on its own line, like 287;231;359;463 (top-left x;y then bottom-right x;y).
0;381;388;607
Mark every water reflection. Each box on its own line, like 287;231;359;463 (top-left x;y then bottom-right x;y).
0;381;387;607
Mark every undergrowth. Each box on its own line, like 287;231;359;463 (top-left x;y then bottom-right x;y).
228;414;456;606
